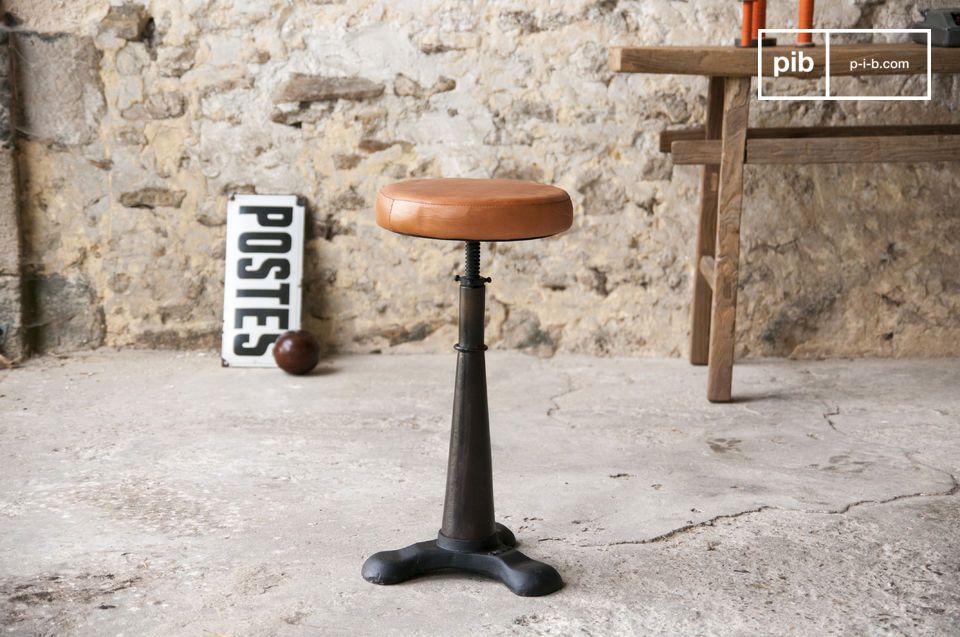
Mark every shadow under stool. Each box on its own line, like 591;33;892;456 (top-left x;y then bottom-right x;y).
361;178;573;597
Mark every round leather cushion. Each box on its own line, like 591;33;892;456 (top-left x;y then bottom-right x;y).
376;178;573;241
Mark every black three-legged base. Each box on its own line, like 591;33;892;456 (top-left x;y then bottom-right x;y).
362;241;563;597
362;523;563;597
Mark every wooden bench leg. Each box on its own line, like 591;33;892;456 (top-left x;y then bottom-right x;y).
707;76;750;403
690;77;725;365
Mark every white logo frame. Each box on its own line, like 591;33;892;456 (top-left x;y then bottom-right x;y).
757;29;932;101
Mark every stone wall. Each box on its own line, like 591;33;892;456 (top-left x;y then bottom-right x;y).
5;0;959;358
0;23;24;362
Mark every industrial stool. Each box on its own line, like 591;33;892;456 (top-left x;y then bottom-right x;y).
362;178;573;597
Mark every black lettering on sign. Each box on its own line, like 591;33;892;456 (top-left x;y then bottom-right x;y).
237;258;290;280
238;284;290;305
235;308;289;330
240;206;293;227
234;333;279;356
239;232;291;254
223;197;304;364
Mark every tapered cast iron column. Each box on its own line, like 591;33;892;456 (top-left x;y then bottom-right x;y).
440;241;496;546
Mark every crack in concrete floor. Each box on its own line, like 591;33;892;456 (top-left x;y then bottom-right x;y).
540;362;959;551
581;475;960;549
536;372;960;550
821;403;842;432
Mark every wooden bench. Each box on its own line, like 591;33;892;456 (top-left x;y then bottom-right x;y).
609;43;960;402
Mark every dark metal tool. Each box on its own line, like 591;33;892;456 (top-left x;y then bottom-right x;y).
913;8;960;47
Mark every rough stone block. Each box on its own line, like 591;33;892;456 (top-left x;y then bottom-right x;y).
24;274;105;353
1;0;103;33
119;187;186;209
272;74;384;104
99;4;150;41
121;91;186;120
15;33;105;146
332;154;362;170
0;151;19;277
0;275;25;360
270;103;333;127
394;74;456;99
393;74;421;98
157;46;196;78
0;33;12;150
498;308;559;358
115;43;151;76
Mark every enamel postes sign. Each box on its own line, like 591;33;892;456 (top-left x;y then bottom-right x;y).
221;194;305;367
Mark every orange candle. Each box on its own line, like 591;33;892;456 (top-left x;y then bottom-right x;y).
741;1;754;47
755;0;767;39
750;0;760;42
798;0;815;46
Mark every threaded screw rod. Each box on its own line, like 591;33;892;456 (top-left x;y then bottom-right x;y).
464;241;481;279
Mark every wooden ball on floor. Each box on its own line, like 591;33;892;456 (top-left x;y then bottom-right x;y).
273;330;320;375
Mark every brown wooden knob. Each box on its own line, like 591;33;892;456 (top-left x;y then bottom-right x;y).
273;330;320;375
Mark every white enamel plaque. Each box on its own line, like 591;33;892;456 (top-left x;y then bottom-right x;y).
221;194;305;367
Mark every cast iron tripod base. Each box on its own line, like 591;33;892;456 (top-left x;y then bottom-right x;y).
362;523;563;597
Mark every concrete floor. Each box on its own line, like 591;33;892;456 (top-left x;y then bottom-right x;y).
1;351;959;636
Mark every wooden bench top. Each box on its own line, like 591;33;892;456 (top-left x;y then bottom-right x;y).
609;43;960;77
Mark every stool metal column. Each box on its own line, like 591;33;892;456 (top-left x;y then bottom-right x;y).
362;241;563;597
441;240;496;546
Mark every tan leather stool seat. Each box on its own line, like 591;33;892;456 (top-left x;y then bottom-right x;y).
376;178;573;241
